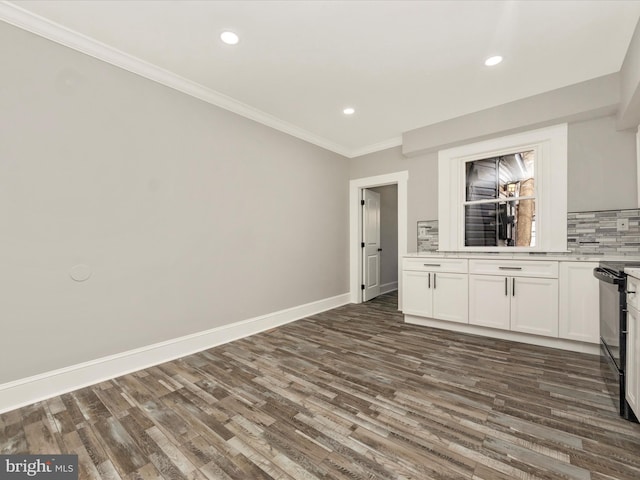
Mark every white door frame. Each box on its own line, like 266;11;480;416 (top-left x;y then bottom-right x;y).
349;171;408;307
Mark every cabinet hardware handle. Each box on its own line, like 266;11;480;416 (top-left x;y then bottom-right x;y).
622;330;628;334
428;273;431;289
499;266;523;270
512;277;515;296
423;263;441;267
505;277;508;296
434;273;437;289
628;291;637;294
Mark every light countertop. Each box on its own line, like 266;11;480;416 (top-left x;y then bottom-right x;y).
625;267;640;278
405;252;640;262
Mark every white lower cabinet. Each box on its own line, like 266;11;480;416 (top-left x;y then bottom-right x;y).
402;271;468;323
469;274;558;336
558;262;599;343
402;259;468;324
627;302;640;418
468;275;510;329
468;259;559;338
432;272;469;323
510;276;559;337
402;256;606;351
402;271;432;317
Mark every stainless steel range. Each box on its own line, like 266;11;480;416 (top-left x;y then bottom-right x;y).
593;261;640;422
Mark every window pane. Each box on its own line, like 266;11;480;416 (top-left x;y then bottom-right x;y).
465;202;498;246
464;199;536;247
466;158;498;202
498;151;534;199
465;150;534;202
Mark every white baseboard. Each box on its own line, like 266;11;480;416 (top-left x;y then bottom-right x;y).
379;281;398;295
0;293;351;414
404;314;600;355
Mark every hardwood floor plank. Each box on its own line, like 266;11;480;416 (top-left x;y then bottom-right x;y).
122;462;163;480
92;417;148;476
63;431;104;480
76;425;110;467
1;421;27;454
23;419;61;454
145;426;200;477
97;460;122;480
71;389;112;424
93;385;136;418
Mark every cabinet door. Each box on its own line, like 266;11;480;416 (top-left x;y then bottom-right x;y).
432;272;468;324
626;306;639;417
558;262;599;343
510;277;559;337
402;271;432;317
469;275;510;330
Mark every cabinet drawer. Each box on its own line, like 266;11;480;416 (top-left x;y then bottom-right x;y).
469;259;558;278
403;257;468;273
628;275;640;311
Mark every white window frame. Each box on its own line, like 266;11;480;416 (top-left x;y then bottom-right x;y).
438;124;568;253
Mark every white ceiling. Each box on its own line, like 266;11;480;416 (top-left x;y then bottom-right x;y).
3;0;640;157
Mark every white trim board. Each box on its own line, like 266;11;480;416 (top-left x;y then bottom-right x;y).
380;281;399;295
404;314;600;355
636;126;640;208
349;171;408;307
0;2;393;159
0;292;350;414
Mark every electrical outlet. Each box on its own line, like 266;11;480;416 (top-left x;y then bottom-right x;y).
617;218;629;232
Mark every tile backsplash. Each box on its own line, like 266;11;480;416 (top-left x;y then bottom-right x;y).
417;208;640;255
567;209;640;255
417;220;439;252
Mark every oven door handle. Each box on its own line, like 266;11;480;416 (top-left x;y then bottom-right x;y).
593;267;623;285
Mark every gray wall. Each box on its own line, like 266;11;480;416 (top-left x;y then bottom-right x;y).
568;116;637;211
350;115;637;252
403;74;620;157
0;23;349;384
619;19;640;129
370;185;398;287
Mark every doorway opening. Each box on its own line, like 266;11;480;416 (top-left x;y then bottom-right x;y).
349;171;408;309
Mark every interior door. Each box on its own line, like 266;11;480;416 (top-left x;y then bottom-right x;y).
362;189;381;301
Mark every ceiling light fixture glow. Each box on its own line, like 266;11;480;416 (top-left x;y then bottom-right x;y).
220;31;239;45
484;55;503;66
343;107;355;115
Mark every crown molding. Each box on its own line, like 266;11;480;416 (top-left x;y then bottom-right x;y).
349;137;403;158
0;1;381;158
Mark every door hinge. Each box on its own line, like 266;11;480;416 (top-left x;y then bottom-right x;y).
361;199;365;206
361;284;365;290
361;242;365;248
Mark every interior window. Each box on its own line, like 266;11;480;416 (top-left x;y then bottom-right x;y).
464;151;535;247
437;123;568;252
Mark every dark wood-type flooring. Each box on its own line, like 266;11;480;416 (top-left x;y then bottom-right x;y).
2;292;640;479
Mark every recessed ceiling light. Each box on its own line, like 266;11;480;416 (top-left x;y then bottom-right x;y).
484;55;503;66
220;31;239;45
343;107;355;115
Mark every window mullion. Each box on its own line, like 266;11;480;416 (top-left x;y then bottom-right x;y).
463;195;536;206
